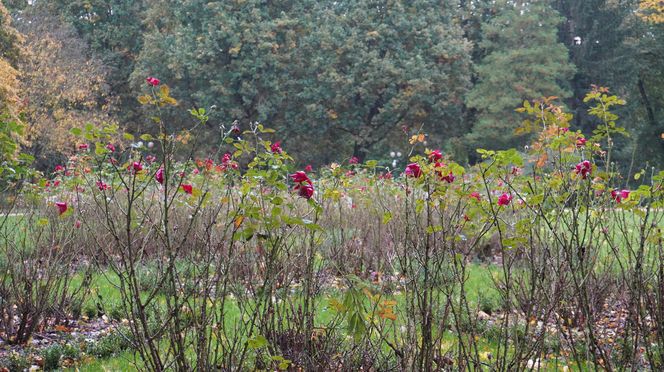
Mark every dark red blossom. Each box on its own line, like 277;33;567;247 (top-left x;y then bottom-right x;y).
428;150;443;162
498;193;512;206
292;170;314;199
405;163;422;178
379;172;393;180
155;168;164;184
271;141;283;154
441;172;455;183
290;171;312;185
297;184;314;199
575;160;592;179
611;189;630;203
181;184;193;195
55;202;68;215
576;137;587;148
129;161;143;173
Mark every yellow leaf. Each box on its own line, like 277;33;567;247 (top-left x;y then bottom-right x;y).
234;216;244;228
159;84;170;97
379;310;397;321
137;95;151;105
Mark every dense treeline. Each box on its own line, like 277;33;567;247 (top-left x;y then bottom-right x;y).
1;0;663;172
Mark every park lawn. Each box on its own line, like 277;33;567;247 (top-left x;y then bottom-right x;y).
65;262;502;370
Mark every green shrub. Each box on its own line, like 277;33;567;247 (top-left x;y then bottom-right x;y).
85;327;133;359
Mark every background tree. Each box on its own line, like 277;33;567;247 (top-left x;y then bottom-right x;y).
131;0;299;141
629;0;664;167
0;2;32;189
14;7;115;169
0;2;22;114
287;0;472;163
45;0;146;126
466;0;575;153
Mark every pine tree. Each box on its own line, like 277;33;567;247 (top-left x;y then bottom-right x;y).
466;0;575;151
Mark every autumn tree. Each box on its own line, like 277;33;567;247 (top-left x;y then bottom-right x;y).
638;0;664;23
0;2;22;114
40;0;146;127
14;7;115;169
0;2;32;186
466;0;575;152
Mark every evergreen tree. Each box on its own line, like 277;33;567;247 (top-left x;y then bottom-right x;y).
631;1;664;167
132;0;301;136
466;0;575;151
287;0;472;162
553;0;638;132
133;0;472;163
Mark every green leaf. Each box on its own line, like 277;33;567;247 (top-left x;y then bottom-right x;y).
95;143;107;156
247;335;268;349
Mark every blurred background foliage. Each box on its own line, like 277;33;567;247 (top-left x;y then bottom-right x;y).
1;0;663;174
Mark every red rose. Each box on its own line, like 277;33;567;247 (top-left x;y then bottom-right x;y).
271;141;283;154
297;184;314;199
575;160;592;179
498;193;512;206
379;171;393;180
441;172;455;183
405;163;422;178
55;202;68;215
576;137;587;148
155;168;164;184
181;184;193;195
290;171;312;185
428;150;443;162
146;77;160;86
611;189;630;203
129;161;143;173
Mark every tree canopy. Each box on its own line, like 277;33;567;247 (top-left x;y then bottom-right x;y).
3;0;664;172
